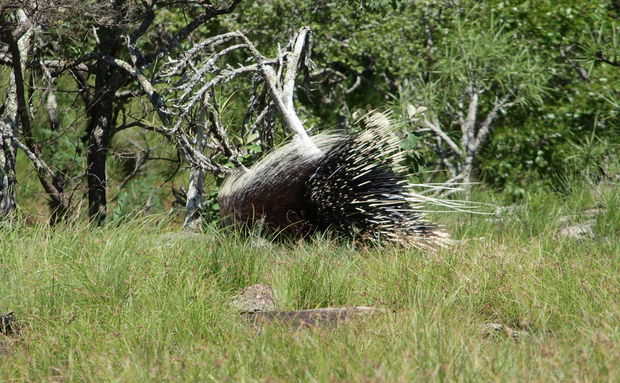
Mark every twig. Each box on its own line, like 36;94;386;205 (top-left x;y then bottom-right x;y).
472;92;516;150
422;118;463;157
238;28;317;149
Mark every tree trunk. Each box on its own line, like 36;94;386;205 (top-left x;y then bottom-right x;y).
183;163;206;231
48;172;70;225
183;105;209;231
0;10;33;219
86;21;123;225
0;83;19;218
86;106;113;224
0;134;17;219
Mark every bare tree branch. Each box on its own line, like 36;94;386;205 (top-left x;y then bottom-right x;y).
238;27;318;149
472;92;516;151
595;51;620;67
139;0;243;68
2;10;68;211
109;149;149;203
422;118;463;157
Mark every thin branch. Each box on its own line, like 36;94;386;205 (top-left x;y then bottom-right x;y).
159;31;241;78
472;93;516;151
238;28;317;148
345;75;362;94
174;61;273;131
109;150;149;203
69;68;92;106
423;118;463;157
175;43;250;101
139;0;243;68
91;52;174;125
113;120;173;137
208;89;247;171
50;52;99;77
595;51;620;67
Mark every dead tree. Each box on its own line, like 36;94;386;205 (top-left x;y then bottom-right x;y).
2;1;313;227
0;9;33;218
1;6;82;223
402;19;545;193
166;28;315;229
81;0;241;225
0;8;73;222
1;0;244;224
84;24;314;228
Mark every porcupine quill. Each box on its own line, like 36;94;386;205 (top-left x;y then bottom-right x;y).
218;112;464;247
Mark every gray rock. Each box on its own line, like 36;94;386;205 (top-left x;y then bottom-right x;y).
557;203;607;240
0;312;17;335
231;284;276;313
559;219;596;240
251;236;272;248
583;205;606;218
232;285;386;327
482;322;527;341
558;204;606;226
243;306;387;327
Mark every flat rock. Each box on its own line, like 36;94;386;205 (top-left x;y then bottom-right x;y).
231;284;276;313
559;219;596;240
242;306;387;327
482;322;528;341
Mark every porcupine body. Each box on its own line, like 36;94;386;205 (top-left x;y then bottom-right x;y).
218;132;344;236
218;113;451;247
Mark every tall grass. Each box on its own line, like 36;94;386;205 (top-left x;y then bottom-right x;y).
0;182;618;381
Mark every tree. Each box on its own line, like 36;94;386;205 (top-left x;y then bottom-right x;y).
1;0;245;224
2;0;321;228
2;0;618;224
0;9;33;218
92;26;316;229
400;17;547;187
1;6;72;221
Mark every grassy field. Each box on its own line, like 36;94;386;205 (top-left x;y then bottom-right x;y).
0;181;619;382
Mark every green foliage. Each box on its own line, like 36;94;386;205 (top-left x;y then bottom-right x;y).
5;0;620;220
225;0;618;199
433;16;546;104
108;173;164;224
355;0;406;11
471;0;620;191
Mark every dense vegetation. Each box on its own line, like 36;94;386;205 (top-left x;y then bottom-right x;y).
1;0;618;223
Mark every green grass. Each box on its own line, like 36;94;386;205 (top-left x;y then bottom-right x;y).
1;182;619;382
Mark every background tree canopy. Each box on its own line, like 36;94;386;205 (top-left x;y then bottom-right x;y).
1;0;618;224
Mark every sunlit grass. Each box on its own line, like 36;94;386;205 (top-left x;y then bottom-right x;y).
0;182;618;381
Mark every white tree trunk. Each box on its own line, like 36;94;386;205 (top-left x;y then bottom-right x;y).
0;78;19;217
0;127;17;218
183;165;206;231
183;104;208;231
0;10;33;219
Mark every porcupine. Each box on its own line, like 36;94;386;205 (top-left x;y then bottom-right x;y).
218;112;453;247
